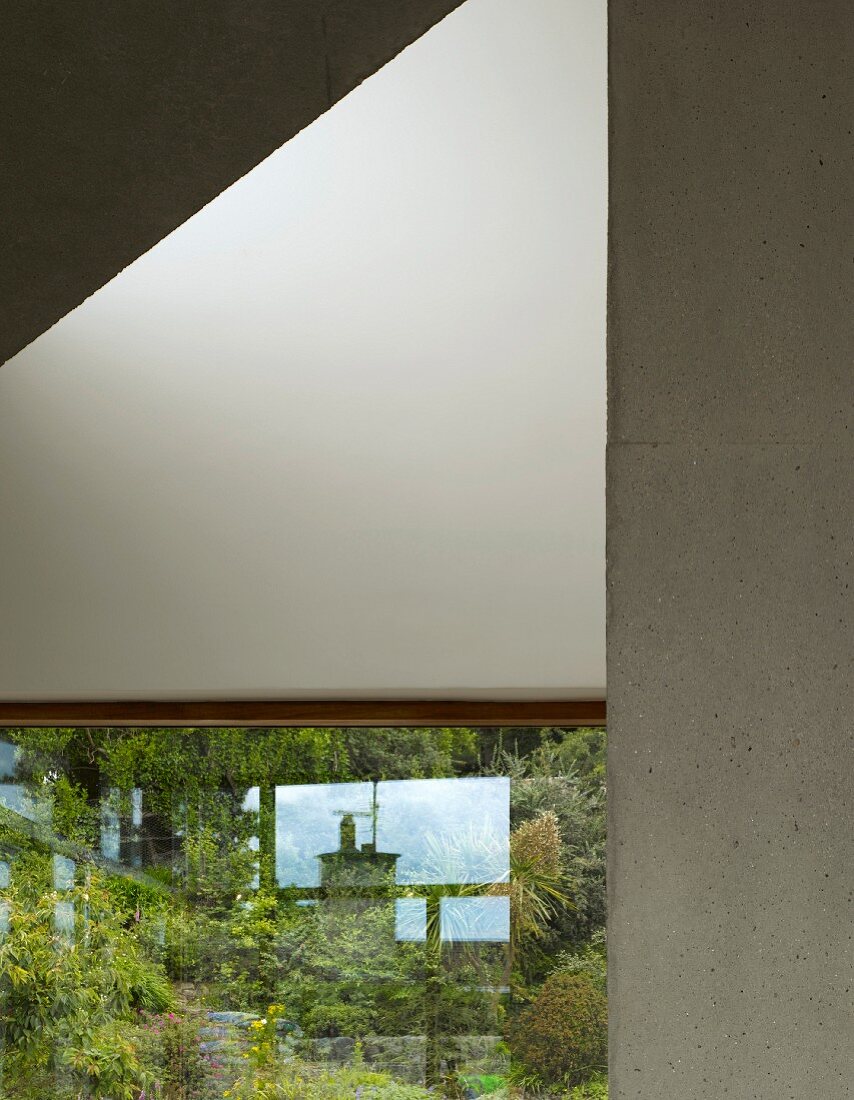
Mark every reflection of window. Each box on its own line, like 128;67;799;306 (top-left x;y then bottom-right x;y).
395;897;427;941
54;901;75;940
0;784;39;822
378;778;509;885
0;740;18;781
440;896;510;943
276;782;374;887
243;787;261;888
53;854;75;891
274;776;509;888
100;792;120;860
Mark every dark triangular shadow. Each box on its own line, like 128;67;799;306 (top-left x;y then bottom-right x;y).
0;0;467;366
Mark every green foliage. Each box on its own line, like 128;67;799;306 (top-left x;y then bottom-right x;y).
0;850;172;1098
365;1085;436;1099
460;1073;507;1094
6;727;351;817
97;727;350;794
486;1076;608;1100
227;1030;435;1100
138;1010;222;1099
494;731;606;962
344;728;479;780
47;774;101;847
531;729;606;794
158;891;280;1013
512;973;607;1089
182;816;260;911
278;898;430;1039
60;1019;147;1100
566;1072;608;1098
551;930;606;992
104;870;171;922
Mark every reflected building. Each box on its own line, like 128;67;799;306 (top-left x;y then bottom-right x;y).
316;804;402;969
318;810;399;898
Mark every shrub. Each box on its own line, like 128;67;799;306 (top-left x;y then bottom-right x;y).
512;973;606;1088
460;1074;506;1095
138;1011;223;1099
551;930;607;992
567;1071;608;1098
367;1084;435;1099
0;851;172;1098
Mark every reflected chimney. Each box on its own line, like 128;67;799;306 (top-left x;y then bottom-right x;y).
339;812;357;851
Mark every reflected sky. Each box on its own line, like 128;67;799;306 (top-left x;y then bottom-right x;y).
394;896;511;943
395;897;427;941
53;854;75;891
441;896;510;942
276;782;375;887
0;784;41;823
276;777;509;888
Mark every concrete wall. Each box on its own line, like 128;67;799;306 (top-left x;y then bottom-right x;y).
608;1;853;1096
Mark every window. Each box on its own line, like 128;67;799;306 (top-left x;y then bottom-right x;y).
0;724;606;1097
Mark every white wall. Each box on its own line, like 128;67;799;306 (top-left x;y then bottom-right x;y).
0;0;606;700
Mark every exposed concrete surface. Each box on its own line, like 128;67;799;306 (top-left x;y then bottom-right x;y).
0;0;464;367
609;1;853;446
608;1;854;1097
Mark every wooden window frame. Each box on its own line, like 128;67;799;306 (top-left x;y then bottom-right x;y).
0;699;605;728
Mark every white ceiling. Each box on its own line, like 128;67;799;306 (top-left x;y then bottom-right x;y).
0;0;606;700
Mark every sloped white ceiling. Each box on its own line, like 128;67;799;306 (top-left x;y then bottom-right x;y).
0;0;606;700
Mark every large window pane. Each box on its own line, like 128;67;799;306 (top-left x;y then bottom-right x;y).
0;726;606;1098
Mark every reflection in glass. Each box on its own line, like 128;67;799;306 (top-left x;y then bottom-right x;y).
0;728;606;1098
395;896;427;941
440;896;510;943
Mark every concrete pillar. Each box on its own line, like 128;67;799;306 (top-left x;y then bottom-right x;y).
608;1;853;1096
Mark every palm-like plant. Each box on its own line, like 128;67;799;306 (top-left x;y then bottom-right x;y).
410;812;573;1086
411;812;572;948
491;811;571;948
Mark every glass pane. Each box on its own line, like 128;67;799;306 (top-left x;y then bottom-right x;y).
0;726;606;1098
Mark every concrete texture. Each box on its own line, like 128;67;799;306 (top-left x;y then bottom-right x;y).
0;0;464;367
608;1;854;1096
609;1;853;445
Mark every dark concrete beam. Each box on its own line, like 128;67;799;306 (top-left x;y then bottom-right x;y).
0;0;465;366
